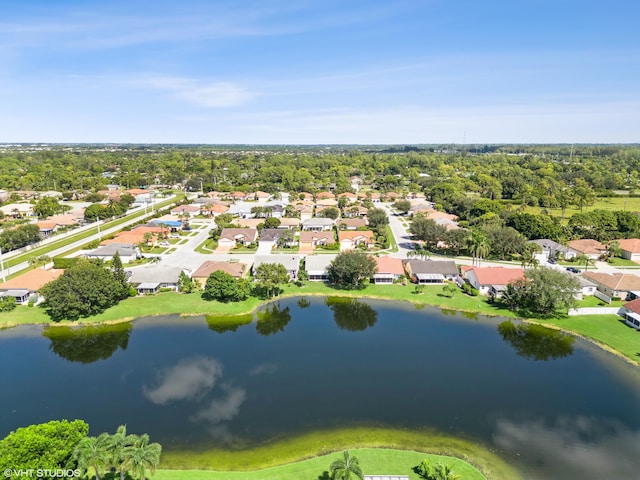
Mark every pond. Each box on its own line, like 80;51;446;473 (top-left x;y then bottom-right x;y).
1;297;640;479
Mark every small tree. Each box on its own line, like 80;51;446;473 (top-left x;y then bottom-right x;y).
329;450;364;480
254;263;290;298
393;199;412;214
367;207;389;229
178;271;198;293
203;270;250;302
264;217;281;229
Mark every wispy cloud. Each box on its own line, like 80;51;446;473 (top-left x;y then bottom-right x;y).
136;76;255;107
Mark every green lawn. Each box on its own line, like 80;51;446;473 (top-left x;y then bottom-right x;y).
513;196;640;223
2;282;638;365
159;427;519;480
157;449;487;480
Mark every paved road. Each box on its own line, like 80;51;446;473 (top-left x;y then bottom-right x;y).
1;197;176;279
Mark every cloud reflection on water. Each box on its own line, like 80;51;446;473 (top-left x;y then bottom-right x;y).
494;416;640;479
143;357;223;405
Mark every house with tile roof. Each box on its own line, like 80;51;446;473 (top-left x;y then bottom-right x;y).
338;230;375;251
218;228;258;248
191;260;247;286
305;254;337;281
372;256;405;284
619;298;640;329
616;238;640;262
567;239;607;260
582;271;640;301
0;268;64;303
462;266;525;296
338;218;368;230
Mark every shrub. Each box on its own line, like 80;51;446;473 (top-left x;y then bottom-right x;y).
461;282;479;296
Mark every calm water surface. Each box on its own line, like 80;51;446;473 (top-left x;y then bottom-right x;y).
1;297;640;480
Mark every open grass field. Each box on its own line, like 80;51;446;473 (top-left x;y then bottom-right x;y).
513;196;640;222
159;427;520;480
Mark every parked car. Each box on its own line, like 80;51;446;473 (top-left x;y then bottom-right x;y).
547;258;557;264
566;267;581;273
159;241;170;246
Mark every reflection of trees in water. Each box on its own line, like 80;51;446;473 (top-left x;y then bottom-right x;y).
206;314;253;334
42;322;132;364
255;302;292;336
297;297;311;309
325;297;378;331
498;320;574;361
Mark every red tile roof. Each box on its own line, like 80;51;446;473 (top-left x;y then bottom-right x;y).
468;266;525;286
0;268;63;291
373;256;405;275
617;238;640;254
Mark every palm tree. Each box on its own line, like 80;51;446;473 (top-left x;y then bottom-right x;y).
521;243;542;269
122;434;162;480
432;462;461;480
329;450;364;480
575;254;592;271
468;230;490;266
108;425;137;480
72;433;111;480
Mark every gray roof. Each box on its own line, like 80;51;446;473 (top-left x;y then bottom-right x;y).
529;239;570;253
0;289;30;297
253;255;300;272
126;266;185;284
302;217;335;227
259;229;284;242
305;254;337;273
404;259;458;275
137;282;160;290
364;476;410;480
87;243;137;257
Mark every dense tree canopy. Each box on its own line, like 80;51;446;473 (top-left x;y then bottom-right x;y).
0;420;89;474
327;251;377;288
202;270;250;302
501;267;580;316
40;260;128;321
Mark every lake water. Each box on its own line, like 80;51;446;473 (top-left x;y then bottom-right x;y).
1;297;640;479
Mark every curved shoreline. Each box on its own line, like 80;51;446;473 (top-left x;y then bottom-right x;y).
159;427;520;480
5;288;638;366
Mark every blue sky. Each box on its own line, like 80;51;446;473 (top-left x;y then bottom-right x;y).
0;0;638;144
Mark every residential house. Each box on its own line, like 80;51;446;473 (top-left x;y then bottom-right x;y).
126;265;187;294
218;228;258;248
384;192;401;202
403;259;458;284
616;238;640;262
36;221;59;238
228;191;247;201
191;261;246;287
582;271;640;301
528;239;575;261
278;217;301;230
170;205;201;217
337;192;358;202
573;275;598;299
316;191;335;200
372;256;405;284
619;298;640;330
0;203;34;217
86;243;141;263
253;255;301;280
349;176;362;192
316;198;339;207
299;231;335;252
338;230;375;251
254;191;272;203
257;229;285;254
227;202;255;218
567;239;607;260
338;218;368;230
305;255;337;281
302;218;335;231
343;205;369;218
0;268;64;304
232;218;264;229
462;266;525;297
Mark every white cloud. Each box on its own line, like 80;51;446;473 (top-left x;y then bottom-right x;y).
143;357;223;405
138;76;255;107
494;417;640;479
249;362;278;375
191;384;247;424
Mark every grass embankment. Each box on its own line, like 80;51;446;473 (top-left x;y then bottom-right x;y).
2;282;637;364
2;283;638;363
159;428;519;480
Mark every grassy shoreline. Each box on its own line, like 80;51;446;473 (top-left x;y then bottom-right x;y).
2;282;638;365
158;428;520;480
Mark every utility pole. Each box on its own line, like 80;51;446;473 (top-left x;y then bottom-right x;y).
97;216;102;241
0;247;6;282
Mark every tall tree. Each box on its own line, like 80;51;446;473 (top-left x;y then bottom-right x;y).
467;230;490;266
253;263;290;298
111;251;130;300
72;433;112;480
202;270;250;302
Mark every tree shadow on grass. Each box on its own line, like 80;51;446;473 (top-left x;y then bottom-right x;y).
317;471;331;480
